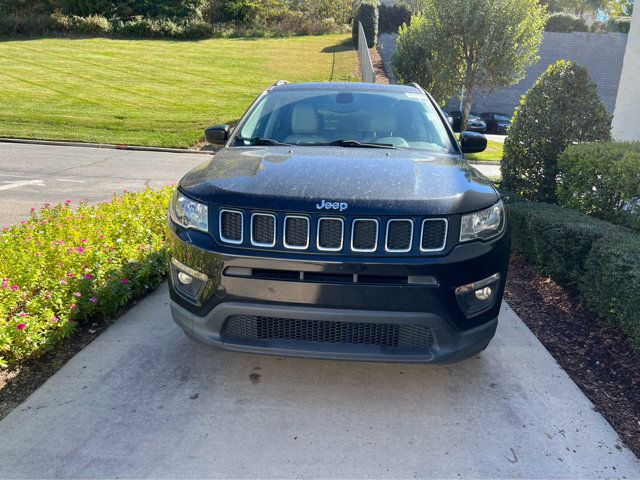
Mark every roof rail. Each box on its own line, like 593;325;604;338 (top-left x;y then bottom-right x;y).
271;80;289;88
408;82;424;92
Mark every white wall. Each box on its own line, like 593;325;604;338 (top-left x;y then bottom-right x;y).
612;7;640;140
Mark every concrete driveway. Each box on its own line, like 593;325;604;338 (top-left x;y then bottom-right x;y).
1;283;638;478
0;142;207;225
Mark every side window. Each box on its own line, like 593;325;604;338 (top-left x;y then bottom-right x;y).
239;98;268;139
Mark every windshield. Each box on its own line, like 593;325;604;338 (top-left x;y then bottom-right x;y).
235;89;453;153
494;115;511;122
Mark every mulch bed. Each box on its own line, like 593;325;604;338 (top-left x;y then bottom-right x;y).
505;255;640;458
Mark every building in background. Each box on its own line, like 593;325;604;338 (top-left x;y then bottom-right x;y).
612;6;639;140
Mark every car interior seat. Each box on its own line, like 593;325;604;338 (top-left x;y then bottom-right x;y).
284;104;328;145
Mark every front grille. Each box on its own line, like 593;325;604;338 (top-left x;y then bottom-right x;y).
220;210;243;243
421;219;447;251
386;220;413;252
251;213;276;247
215;208;449;255
224;315;434;349
284;216;309;249
351;219;378;252
318;218;343;251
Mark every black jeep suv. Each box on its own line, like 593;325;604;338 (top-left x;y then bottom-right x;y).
167;81;510;363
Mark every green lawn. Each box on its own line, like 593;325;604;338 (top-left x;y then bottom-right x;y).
0;35;357;148
466;139;504;162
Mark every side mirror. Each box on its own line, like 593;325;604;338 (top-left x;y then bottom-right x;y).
204;125;230;145
460;131;487;154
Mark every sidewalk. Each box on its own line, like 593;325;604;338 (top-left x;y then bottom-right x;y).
0;283;638;478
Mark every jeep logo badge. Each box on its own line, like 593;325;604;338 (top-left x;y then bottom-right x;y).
316;199;348;212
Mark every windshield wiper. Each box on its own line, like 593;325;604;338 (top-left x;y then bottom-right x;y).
235;136;292;146
325;139;397;149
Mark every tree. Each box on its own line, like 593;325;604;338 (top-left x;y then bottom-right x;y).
393;0;547;131
501;60;612;203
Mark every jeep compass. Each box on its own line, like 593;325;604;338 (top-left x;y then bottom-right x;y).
167;81;510;363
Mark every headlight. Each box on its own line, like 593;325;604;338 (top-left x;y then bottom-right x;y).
170;191;208;232
460;200;505;242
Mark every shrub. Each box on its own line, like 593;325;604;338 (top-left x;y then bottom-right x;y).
352;0;378;48
507;200;640;349
0;187;173;367
605;16;631;33
70;15;113;35
59;0;206;19
114;17;182;38
545;12;588;32
378;3;411;33
0;12;59;35
557;142;640;231
303;0;355;26
501;60;611;202
581;233;640;348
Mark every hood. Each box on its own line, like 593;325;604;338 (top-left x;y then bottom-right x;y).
179;147;498;215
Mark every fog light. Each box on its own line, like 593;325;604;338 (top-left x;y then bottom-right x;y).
475;286;493;301
170;258;208;306
177;272;193;285
455;273;501;318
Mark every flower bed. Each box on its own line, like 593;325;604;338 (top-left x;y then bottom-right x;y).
0;187;174;367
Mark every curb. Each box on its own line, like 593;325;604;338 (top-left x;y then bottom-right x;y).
467;160;501;166
0;138;214;155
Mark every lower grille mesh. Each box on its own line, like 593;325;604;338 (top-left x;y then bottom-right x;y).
224;315;434;349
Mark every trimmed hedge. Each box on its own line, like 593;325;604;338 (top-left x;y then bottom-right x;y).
557;142;640;232
545;12;588;32
378;3;411;33
506;200;640;349
0;187;173;367
352;0;378;48
605;16;631;33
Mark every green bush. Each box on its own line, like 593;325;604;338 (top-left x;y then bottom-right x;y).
501;60;611;202
114;17;182;38
59;0;205;19
303;0;355;26
605;16;631;33
545;12;588;32
0;187;173;367
352;0;378;48
581;233;640;348
378;3;411;33
507;201;640;349
0;12;60;35
0;0;55;15
69;15;113;35
557;142;640;231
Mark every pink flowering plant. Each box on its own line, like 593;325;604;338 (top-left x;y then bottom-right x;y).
0;187;174;367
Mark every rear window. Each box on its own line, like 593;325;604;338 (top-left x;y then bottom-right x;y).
236;89;453;153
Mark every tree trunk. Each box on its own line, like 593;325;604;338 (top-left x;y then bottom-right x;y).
460;65;475;133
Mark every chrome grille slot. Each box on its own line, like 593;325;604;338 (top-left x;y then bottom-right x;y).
284;215;310;249
219;210;243;244
351;219;378;252
386;219;413;252
421;219;447;252
251;213;276;247
317;217;344;251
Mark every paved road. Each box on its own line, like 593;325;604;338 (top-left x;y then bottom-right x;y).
0;143;208;226
0;283;638;478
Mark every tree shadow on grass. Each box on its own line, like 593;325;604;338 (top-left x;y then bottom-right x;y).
321;37;354;54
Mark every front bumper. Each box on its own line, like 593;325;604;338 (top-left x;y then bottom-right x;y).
171;300;498;364
167;221;510;364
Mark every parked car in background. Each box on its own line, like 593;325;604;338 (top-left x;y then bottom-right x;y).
168;81;510;364
479;112;512;134
447;111;487;133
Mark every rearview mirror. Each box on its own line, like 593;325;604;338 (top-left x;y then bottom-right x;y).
205;125;230;145
460;131;487;154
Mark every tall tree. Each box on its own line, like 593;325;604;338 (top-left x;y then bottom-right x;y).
394;0;547;131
